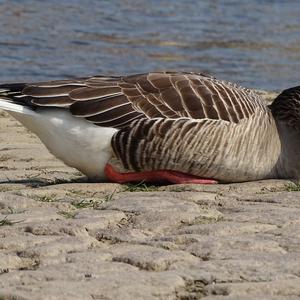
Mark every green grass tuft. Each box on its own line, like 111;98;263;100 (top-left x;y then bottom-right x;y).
58;210;76;219
285;183;300;192
124;182;160;192
72;189;117;209
34;194;57;202
72;199;96;209
0;215;23;226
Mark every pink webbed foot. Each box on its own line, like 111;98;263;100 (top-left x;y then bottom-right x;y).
104;164;218;184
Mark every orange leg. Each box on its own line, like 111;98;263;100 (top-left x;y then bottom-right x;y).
104;164;218;184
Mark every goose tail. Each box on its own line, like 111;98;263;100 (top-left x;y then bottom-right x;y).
0;83;35;116
0;98;35;115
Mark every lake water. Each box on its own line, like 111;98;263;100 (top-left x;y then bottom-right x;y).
0;0;300;91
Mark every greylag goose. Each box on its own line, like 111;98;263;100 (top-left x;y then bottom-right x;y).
0;71;297;184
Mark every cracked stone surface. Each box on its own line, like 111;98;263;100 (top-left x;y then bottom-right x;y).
0;106;300;300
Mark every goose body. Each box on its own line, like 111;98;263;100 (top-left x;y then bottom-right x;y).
0;71;298;183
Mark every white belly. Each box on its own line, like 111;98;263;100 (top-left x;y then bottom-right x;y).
9;108;118;180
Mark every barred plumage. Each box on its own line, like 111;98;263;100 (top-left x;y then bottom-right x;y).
0;71;300;182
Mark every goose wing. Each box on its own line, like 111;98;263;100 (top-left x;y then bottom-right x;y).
110;113;275;181
0;71;267;128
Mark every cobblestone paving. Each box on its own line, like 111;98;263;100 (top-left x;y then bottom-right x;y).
0;106;299;300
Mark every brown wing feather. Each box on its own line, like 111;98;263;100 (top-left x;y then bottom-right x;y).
0;71;267;129
119;72;267;121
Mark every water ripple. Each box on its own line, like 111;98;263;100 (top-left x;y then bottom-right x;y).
0;0;299;90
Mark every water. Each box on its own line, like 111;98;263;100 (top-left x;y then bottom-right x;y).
0;0;300;91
